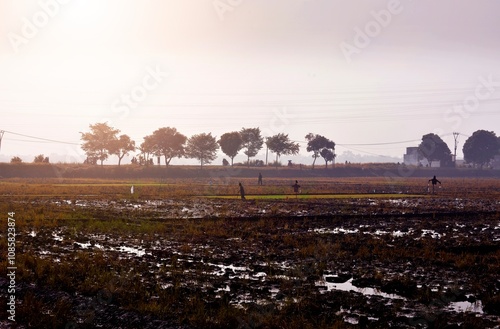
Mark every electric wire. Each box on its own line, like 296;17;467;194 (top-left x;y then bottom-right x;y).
0;130;80;146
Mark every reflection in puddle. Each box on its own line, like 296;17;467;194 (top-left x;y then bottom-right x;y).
421;229;442;239
312;228;359;234
117;246;148;257
448;301;483;314
208;263;249;277
316;276;405;300
53;232;63;241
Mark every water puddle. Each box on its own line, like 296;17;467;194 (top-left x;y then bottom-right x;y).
53;233;63;241
316;276;405;300
116;246;148;257
448;300;484;314
74;242;104;250
312;228;359;234
74;242;91;248
72;241;146;257
421;229;442;239
312;227;413;237
212;264;249;277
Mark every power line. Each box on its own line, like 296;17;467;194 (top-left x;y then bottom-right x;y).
336;144;400;159
4;138;55;144
0;130;80;146
336;133;457;147
0;130;4;151
337;139;421;147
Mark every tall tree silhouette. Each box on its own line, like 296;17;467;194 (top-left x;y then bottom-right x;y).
266;133;300;168
305;133;335;169
418;133;453;167
146;127;187;166
240;127;263;167
109;134;135;166
218;131;243;166
463;130;498;168
185;133;219;169
80;122;119;166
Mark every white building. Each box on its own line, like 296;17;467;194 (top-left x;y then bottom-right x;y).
403;147;431;166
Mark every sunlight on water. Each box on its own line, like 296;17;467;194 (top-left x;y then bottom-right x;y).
316;276;405;300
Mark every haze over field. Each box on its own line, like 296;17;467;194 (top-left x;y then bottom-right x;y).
1;0;499;164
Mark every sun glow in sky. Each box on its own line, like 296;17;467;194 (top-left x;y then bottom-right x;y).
1;0;499;164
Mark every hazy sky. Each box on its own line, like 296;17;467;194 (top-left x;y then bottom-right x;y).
1;0;499;164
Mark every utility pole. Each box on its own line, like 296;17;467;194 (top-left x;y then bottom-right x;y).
265;137;269;166
453;132;460;164
0;130;5;152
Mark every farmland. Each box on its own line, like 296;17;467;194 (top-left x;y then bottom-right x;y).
0;175;499;328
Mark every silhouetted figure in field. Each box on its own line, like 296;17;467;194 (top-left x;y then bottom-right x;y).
292;180;301;197
239;182;246;200
258;173;263;186
428;175;441;194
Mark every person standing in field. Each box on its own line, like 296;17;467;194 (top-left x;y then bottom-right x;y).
239;182;246;200
292;180;301;195
258;173;263;186
428;175;441;194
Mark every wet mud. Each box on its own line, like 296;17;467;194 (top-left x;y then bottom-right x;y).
1;196;499;328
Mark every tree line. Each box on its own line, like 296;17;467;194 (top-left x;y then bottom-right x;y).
79;123;337;169
78;123;498;169
9;123;499;169
416;131;500;168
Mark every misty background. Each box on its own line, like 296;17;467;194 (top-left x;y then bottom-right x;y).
1;0;499;165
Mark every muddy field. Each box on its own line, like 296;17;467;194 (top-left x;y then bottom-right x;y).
1;177;500;328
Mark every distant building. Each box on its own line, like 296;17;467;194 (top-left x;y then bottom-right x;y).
403;147;431;166
403;147;419;166
403;147;440;166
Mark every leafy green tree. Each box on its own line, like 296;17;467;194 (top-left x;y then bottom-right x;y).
218;131;243;166
418;133;453;167
240;128;264;167
185;133;219;169
147;127;187;166
305;133;336;169
463;130;498;168
266;133;300;168
80;122;120;166
109;134;135;166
